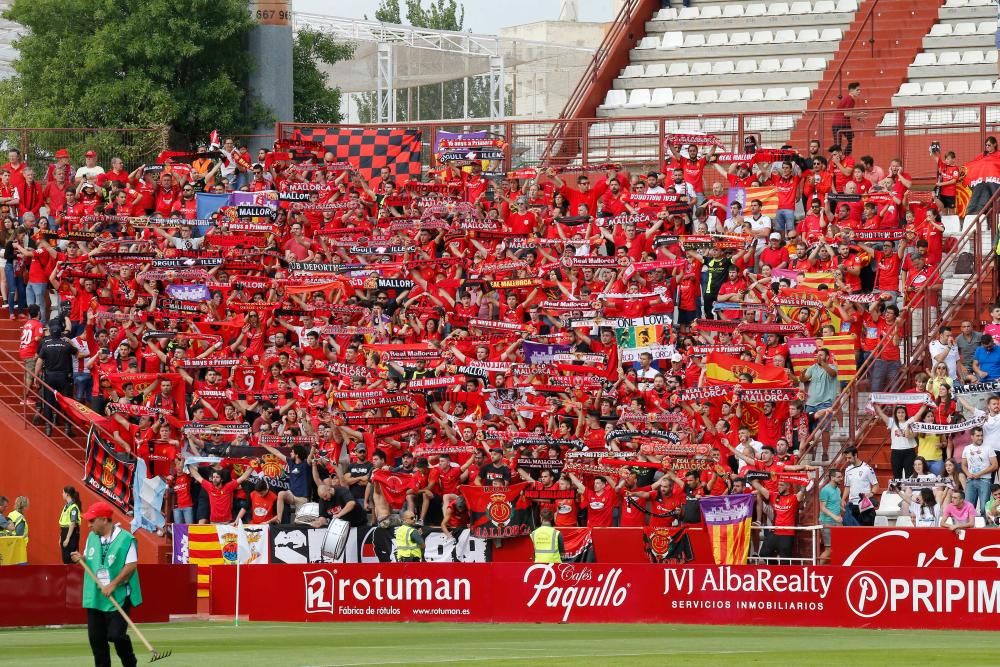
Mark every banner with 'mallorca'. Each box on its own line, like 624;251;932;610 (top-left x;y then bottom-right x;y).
461;483;532;539
83;427;137;514
963;151;1000;214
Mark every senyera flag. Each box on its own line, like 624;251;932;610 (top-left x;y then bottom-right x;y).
83;427;137;514
704;351;789;388
963;151;1000;214
460;482;532;539
787;335;857;382
699;494;755;565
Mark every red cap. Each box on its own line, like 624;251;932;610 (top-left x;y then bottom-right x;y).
54;148;70;159
83;501;115;520
84;150;97;158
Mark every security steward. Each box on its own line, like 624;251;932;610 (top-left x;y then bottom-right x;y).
71;501;142;667
531;508;564;563
33;319;77;437
394;510;424;562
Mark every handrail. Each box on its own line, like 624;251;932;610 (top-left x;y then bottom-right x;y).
802;0;881;140
797;186;1000;468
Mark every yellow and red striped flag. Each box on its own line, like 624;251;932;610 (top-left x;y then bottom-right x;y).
699;494;755;565
788;335;857;382
704;351;789;387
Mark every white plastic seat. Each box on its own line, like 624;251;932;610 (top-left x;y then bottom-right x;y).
702;117;735;132
667;62;690;77
751;30;774;44
812;0;836;13
661;32;684;50
897;81;922;96
937;51;961;66
803;57;826;70
609;121;634;135
894;515;914;527
637;36;659;50
589;123;612;137
780;57;805;72
700;6;723;19
602;89;627;108
929;24;952;37
654;7;677;21
797;29;820;42
922;81;946;95
764;87;788;101
745;3;767;17
664;120;680;133
877;112;898;127
875;492;902;517
767;3;790;16
988;50;999;63
873;515;890;527
677;6;700;20
723;4;745;17
730;32;752;46
712;61;736;75
649;87;673;107
673;90;697;104
706;33;729;47
788;86;812;99
969;79;993;94
735;59;757;73
961;50;986;65
690;62;712;76
622;65;644;78
717;89;741;103
677;119;701;132
975;517;987;528
994;79;1000;93
945;80;970;95
741;88;765;102
623;88;651;108
758;58;781;73
977;22;996;35
906;110;930;126
819;28;843;41
644;63;667;78
772;115;796;130
944;0;967;6
835;0;858;11
953;22;977;36
696;90;719;104
683;34;706;48
912;52;937;67
789;1;812;14
775;30;797;44
927;110;953;125
746;117;771;131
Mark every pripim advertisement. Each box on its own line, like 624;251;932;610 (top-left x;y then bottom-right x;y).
210;564;1000;628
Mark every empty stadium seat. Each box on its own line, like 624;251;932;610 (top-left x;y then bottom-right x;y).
683;34;706;48
788;86;812;99
894;515;913;527
696;90;720;104
937;51;962;66
649;87;673;107
677;119;701;132
961;50;986;64
752;31;774;44
872;515;890;527
661;32;684;50
897;82;922;96
780;58;805;72
975;517;987;528
912;52;937;67
819;28;843;41
609;121;634;135
767;3;790;15
953;22;977;36
877;112;898;127
746;117;771;131
637;36;659;50
775;30;797;44
977;21;995;35
771;115;797;130
797;29;820;42
712;61;736;75
730;32;752;46
758;58;781;73
701;6;723;19
653;7;677;21
745;3;767;17
835;0;858;11
923;81;946;95
717;89;742;103
969;79;993;94
723;4;745;17
990;50;1000;63
702;117;736;132
623;88;651;108
706;33;729;47
644;63;667;78
622;65;644;78
673;91;697;104
803;57;826;70
906;110;930;126
812;1;836;13
677;6;699;20
945;81;970;95
741;88;765;102
789;1;812;14
929;24;952;37
690;62;712;76
875;493;902;517
667;62;690;77
735;59;757;73
764;87;788;101
602;89;627;108
993;79;1000;93
927;110;953;125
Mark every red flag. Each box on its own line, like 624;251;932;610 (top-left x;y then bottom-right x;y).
83;428;136;514
371;468;418;510
704;352;789;388
644;526;687;563
56;392;117;434
460;483;532;539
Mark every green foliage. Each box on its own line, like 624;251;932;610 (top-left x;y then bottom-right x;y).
0;0;267;143
292;29;355;124
405;0;464;30
374;0;402;23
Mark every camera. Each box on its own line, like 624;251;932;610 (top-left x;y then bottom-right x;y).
929;141;940;155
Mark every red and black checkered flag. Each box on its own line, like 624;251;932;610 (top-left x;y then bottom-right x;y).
290;127;423;183
84;427;136;514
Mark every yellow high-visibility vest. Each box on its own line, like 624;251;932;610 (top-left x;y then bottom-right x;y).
531;525;561;563
395;525;422;559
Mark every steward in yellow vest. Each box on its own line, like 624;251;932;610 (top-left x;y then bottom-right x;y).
531;508;563;563
395;510;424;562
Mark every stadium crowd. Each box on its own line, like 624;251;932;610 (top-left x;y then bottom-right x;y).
6;130;1000;563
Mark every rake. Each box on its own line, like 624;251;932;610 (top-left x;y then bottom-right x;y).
79;560;172;662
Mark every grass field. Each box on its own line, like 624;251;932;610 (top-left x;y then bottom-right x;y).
2;621;996;666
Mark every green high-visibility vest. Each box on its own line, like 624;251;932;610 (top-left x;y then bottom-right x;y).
81;529;142;613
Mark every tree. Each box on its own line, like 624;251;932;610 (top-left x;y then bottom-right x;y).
0;0;267;143
292;29;355;124
373;0;402;23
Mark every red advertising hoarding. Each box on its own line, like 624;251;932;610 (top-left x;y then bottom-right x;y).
210;563;1000;629
829;527;1000;568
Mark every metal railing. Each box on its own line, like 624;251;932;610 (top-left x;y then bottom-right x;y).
0;127;167;175
797;188;1000;468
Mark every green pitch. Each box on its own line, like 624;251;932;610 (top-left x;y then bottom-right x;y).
2;621;995;666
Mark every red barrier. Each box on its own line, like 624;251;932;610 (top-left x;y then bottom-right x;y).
829;527;1000;568
210;563;1000;629
0;565;198;627
489;527;715;563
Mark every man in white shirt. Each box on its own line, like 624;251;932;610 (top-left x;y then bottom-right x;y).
980;397;1000;460
74;150;105;185
928;326;959;380
842;446;878;526
746;199;773;240
962;426;998;515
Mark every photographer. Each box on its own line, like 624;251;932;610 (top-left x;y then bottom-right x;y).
842;446;879;526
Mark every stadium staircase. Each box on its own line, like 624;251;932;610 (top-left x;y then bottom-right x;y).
0;318;167;564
